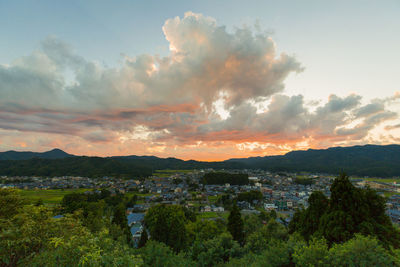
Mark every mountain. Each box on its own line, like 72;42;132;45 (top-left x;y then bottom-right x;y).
228;144;400;177
0;144;399;177
0;148;73;160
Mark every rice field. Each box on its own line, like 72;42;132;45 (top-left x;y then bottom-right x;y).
17;188;90;204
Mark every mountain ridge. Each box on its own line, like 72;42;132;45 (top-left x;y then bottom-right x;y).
0;148;74;160
1;144;399;177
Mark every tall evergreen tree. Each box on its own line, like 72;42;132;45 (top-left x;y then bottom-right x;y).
290;172;400;248
112;203;127;228
144;204;188;252
227;203;244;245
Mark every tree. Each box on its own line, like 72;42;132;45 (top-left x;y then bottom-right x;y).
112;203;127;229
292;237;329;267
289;173;400;248
325;234;397;267
227;203;244;245
301;191;328;240
35;198;44;206
188;233;243;265
237;190;263;203
126;194;137;207
144;204;188;252
243;214;263;238
0;189;25;219
140;240;194;267
138;230;148;248
247;240;293;267
245;218;288;254
187;219;224;242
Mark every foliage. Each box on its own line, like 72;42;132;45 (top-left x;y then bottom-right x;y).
325;234;397;267
290;173;400;248
243;214;264;239
0;189;25;219
0;156;152;178
188;233;243;266
227;203;244;245
0;201;139;267
294;177;314;185
202;172;249;185
292;237;329;266
138;230;148;248
244;218;288;254
144;204;188;252
187;219;225;242
2;168;400;266
237;190;263;203
235;144;400;177
140;240;194;267
2;144;400;177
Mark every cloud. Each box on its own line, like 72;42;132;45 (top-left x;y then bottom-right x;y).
0;12;398;160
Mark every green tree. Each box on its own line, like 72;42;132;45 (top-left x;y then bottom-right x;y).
140;240;194;267
35;198;44;206
187;219;225;242
243;214;264;239
292;237;329;267
0;189;25;219
326;234;397;267
247;240;293;267
112;203;127;229
188;232;243;265
144;204;188;252
126;194;137;207
290;173;400;248
227;203;244;245
245;218;288;254
138;229;148;248
301;191;328;240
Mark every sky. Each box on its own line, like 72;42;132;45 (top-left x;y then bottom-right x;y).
0;0;399;161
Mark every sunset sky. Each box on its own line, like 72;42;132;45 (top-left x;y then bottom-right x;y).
0;0;399;161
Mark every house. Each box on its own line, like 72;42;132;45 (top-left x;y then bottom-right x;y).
130;226;143;247
127;213;145;227
264;203;277;210
203;205;211;212
212;206;225;212
387;209;400;224
127;212;145;247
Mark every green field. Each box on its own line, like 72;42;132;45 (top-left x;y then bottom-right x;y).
351;177;400;183
381;191;400;197
18;189;89;204
208;195;218;204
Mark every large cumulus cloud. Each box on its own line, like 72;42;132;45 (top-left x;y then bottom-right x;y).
0;12;398;159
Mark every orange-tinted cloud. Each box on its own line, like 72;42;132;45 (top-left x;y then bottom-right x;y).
0;12;399;160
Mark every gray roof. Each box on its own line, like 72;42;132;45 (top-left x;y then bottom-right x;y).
130;226;142;236
127;213;145;226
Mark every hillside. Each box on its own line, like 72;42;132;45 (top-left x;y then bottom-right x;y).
0;148;73;160
1;144;400;177
230;144;400;177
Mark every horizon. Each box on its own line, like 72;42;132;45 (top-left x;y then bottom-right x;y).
1;143;399;162
1;1;400;161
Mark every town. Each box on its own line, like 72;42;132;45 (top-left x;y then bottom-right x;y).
2;169;400;246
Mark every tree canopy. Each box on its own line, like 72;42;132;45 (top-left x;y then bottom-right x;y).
289;173;400;248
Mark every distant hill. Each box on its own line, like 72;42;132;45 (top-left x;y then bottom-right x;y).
0;148;74;160
228;144;400;177
0;156;152;178
1;144;400;177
